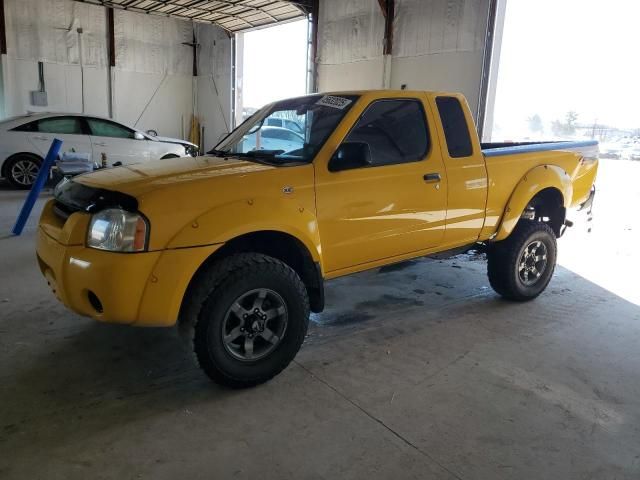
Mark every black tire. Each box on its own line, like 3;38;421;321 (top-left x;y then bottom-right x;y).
184;253;309;388
5;154;42;189
487;221;557;301
160;154;180;160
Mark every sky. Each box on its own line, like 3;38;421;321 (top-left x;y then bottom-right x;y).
492;0;640;139
241;19;309;110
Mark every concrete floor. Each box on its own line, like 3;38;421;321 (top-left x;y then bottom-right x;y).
1;161;640;479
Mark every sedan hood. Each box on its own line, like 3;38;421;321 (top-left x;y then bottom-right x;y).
74;155;274;197
153;135;197;148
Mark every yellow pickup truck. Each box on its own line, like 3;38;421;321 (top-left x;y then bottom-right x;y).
36;90;598;387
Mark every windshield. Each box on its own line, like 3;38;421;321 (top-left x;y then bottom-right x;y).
214;94;359;164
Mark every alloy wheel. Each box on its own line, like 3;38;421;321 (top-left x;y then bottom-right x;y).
518;240;548;286
221;288;288;361
11;159;39;187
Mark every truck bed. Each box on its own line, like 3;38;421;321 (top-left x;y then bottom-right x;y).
477;139;599;240
481;140;598;157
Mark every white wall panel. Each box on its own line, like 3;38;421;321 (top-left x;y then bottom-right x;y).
394;0;488;57
318;57;385;92
113;9;192;75
391;51;484;115
0;0;232;143
196;23;232;150
113;72;193;138
4;0;107;66
317;0;384;64
316;0;490;116
3;57;109;117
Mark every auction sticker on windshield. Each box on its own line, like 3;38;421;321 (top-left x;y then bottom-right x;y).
316;95;353;109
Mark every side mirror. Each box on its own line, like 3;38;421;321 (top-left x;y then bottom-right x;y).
134;132;146;140
328;142;372;172
146;129;158;137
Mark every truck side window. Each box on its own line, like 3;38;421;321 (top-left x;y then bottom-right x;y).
344;99;429;167
436;96;473;158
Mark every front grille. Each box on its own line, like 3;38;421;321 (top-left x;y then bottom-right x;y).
52;201;73;222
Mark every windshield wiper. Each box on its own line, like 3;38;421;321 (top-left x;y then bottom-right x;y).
243;150;285;158
207;148;233;157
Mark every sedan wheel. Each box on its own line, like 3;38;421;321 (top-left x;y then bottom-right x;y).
7;157;41;189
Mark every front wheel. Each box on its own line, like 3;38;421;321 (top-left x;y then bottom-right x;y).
186;253;310;388
487;222;557;301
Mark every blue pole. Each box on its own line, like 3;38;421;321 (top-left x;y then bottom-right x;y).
12;138;63;236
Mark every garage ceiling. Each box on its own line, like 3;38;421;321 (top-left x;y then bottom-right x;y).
77;0;311;32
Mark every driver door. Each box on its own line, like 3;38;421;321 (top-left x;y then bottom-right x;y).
315;97;447;274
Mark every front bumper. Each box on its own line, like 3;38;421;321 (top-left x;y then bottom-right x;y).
36;202;221;326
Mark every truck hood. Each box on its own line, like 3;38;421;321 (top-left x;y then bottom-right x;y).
74;155;274;197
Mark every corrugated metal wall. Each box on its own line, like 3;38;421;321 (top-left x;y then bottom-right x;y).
316;0;490;117
0;0;231;144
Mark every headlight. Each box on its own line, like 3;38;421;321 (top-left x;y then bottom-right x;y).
185;145;198;157
87;208;149;252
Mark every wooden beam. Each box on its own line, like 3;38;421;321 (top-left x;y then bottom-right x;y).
107;7;115;67
382;0;394;55
0;0;7;55
377;0;387;17
310;0;319;92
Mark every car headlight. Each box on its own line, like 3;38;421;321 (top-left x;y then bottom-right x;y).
185;145;198;157
87;208;149;252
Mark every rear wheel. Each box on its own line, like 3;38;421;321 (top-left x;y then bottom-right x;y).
6;154;42;189
487;222;557;301
184;253;309;388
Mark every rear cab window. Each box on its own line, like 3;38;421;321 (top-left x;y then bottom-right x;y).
435;96;473;158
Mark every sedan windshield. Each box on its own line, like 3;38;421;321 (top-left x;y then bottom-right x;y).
213;94;359;164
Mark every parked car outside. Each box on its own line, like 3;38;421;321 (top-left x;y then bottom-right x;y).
239;126;304;154
0;113;198;188
628;147;640;160
264;117;304;135
598;142;622;159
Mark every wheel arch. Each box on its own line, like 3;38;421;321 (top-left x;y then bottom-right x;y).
179;230;325;322
494;165;572;241
1;151;43;178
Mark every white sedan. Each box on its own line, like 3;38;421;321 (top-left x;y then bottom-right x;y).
0;113;198;188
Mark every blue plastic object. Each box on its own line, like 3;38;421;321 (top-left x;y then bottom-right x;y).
11;138;63;236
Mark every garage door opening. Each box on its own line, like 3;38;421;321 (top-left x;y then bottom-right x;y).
234;19;310;126
484;0;640;306
485;0;640;145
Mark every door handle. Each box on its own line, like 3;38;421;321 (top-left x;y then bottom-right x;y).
34;136;50;141
94;142;107;147
423;173;441;183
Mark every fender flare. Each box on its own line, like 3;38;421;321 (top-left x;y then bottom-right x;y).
494;164;573;241
166;196;323;265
